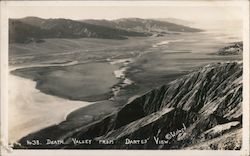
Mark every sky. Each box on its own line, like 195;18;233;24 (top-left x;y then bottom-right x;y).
8;5;243;21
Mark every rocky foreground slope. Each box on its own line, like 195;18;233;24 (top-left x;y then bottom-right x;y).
17;62;242;150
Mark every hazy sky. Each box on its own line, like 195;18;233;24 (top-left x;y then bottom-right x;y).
8;5;243;22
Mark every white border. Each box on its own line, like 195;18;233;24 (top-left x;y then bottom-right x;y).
3;0;247;7
1;1;11;155
242;1;250;155
0;1;249;156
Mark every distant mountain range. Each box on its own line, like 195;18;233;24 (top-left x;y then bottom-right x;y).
155;18;194;26
9;17;202;43
83;18;200;33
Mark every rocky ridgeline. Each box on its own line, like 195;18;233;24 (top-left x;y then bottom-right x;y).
17;62;242;149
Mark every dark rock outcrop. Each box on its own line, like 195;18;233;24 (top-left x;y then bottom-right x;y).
217;42;243;55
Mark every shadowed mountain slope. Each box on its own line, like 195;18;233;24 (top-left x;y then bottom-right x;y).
83;18;202;33
17;62;242;150
9;17;149;43
9;17;202;43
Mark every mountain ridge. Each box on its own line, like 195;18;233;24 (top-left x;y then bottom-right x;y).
82;17;202;33
9;17;149;43
16;61;242;150
9;17;202;43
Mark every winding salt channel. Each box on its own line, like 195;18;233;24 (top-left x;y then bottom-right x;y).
152;39;183;48
8;70;92;144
